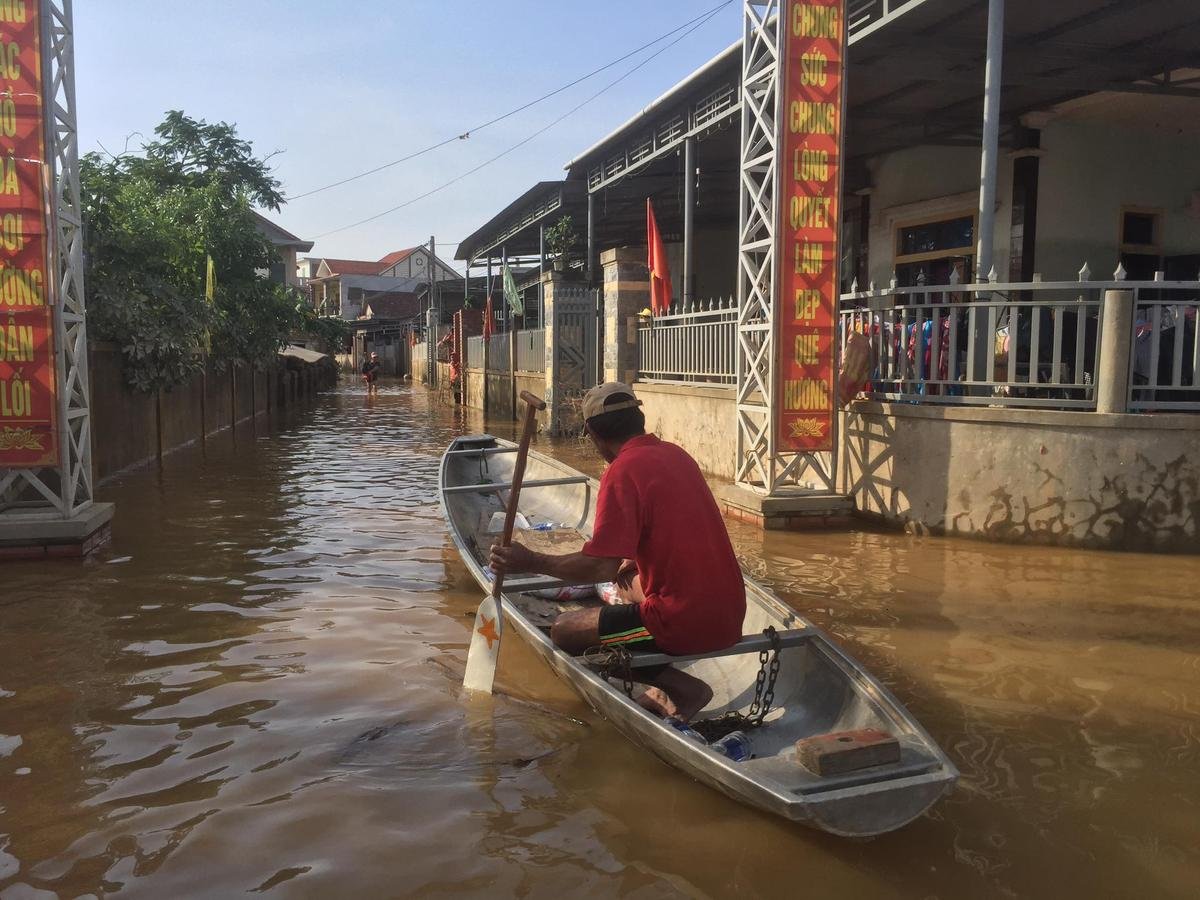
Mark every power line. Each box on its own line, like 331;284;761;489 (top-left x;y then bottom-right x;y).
288;0;732;202
314;5;728;241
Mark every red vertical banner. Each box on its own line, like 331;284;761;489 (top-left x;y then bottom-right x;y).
0;0;57;468
775;0;845;453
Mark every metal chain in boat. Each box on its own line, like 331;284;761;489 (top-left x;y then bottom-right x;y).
691;626;782;743
757;626;782;722
583;645;634;698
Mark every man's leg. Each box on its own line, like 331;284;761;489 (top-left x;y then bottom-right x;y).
550;608;713;722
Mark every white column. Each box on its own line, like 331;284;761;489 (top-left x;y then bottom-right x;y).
683;136;696;306
1096;290;1133;414
975;0;1005;280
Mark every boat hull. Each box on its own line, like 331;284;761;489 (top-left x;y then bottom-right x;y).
441;436;957;836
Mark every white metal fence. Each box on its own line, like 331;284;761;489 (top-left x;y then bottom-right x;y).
515;328;546;373
636;297;738;385
466;335;484;369
839;275;1200;411
1130;287;1200;411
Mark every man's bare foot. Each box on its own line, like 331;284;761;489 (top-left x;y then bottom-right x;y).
636;687;678;718
637;669;713;723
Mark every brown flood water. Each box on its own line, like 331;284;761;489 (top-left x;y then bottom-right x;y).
0;381;1197;899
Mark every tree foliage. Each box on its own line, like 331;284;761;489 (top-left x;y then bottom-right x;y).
82;111;321;392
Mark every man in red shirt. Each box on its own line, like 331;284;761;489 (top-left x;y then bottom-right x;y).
490;383;746;721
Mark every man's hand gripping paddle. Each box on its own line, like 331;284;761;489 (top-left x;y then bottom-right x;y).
463;391;547;694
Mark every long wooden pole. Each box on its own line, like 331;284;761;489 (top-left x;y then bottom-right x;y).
491;391;545;600
463;390;546;693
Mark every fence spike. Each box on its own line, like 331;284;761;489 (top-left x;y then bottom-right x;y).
916;271;926;286
869;280;877;292
949;268;961;286
987;265;999;284
889;271;898;289
1154;270;1164;282
850;277;859;293
1114;262;1127;281
1078;261;1091;282
1033;272;1043;283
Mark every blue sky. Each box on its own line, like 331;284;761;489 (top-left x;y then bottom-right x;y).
75;1;741;267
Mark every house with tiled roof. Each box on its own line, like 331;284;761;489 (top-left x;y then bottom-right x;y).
306;246;460;320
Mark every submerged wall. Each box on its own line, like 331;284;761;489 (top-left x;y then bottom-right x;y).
89;343;335;482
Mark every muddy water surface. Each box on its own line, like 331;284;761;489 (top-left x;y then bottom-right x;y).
0;382;1196;899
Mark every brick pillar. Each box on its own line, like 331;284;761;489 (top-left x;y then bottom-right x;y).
601;247;648;385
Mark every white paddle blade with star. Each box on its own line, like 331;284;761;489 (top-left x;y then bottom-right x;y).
463;594;503;693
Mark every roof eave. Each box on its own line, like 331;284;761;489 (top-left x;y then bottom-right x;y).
563;36;742;175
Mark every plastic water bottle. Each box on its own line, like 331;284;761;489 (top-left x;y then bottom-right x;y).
663;717;708;746
711;730;754;761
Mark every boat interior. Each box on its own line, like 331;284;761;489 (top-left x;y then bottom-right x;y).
442;436;947;794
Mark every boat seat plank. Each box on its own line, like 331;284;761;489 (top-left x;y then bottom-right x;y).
444;447;518;457
443;476;589;495
790;759;940;795
504;575;598;592
620;627;816;668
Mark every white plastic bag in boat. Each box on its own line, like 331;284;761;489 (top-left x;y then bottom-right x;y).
597;582;623;605
487;511;530;534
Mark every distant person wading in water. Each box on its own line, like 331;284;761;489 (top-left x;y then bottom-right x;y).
362;352;381;393
490;382;746;722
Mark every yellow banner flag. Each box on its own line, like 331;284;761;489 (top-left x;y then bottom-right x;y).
205;254;216;302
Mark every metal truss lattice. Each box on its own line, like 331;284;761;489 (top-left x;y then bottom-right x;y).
735;0;836;494
0;0;94;518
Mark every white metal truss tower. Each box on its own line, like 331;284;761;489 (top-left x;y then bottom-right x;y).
0;0;94;519
735;0;837;494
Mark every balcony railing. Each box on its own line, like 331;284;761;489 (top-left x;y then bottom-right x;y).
637;297;737;385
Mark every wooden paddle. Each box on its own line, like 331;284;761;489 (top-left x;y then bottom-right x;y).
463;390;547;694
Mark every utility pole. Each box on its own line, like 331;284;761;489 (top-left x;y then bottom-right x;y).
428;235;437;321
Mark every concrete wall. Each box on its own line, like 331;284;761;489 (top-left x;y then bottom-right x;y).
862;119;1200;286
1036;119;1200;280
464;367;485;411
840;402;1200;552
516;372;549;431
662;224;739;303
459;367;549;430
866;145;1013;286
636;381;738;480
88;344;334;482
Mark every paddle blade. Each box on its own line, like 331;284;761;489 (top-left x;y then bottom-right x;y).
463;594;504;693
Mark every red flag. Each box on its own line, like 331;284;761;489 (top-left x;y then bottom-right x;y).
646;199;672;315
483;296;494;340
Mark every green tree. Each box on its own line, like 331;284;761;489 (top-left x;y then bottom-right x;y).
81;111;311;392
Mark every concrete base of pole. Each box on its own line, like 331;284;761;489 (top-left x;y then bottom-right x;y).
717;484;854;531
1096;289;1134;414
0;502;115;561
